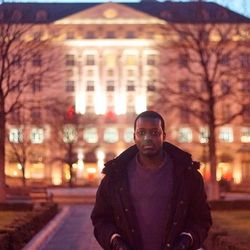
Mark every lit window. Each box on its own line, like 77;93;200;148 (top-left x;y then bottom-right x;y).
127;81;135;91
106;81;115;91
9;128;23;143
30;128;44;144
83;128;98;143
104;127;119;143
125;55;137;66
86;55;95;66
107;69;114;77
66;31;75;39
147;55;156;66
87;70;94;77
63;125;77;143
127;69;135;77
200;127;209;143
177;128;192;143
86;81;95;91
65;54;75;66
219;127;233;142
124;127;134;143
105;54;116;68
147;80;155;91
65;80;75;92
241;127;250;143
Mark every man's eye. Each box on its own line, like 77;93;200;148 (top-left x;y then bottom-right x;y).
137;131;145;136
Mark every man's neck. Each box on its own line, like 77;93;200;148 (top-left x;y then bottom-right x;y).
138;151;166;171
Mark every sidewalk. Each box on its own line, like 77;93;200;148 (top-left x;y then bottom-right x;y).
23;204;102;250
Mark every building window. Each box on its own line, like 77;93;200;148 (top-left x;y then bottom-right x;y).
66;31;75;40
12;10;22;21
127;69;135;77
86;55;95;66
63;125;77;143
10;80;20;92
177;127;192;143
200;127;209;143
106;81;115;91
242;80;250;92
65;80;75;92
30;128;44;144
219;127;233;142
106;31;115;38
105;54;116;68
65;54;75;66
104;127;119;143
9;128;23;143
220;54;229;66
127;81;135;91
86;81;95;91
146;55;156;66
222;104;231;120
243;104;250;122
31;107;41;120
32;79;42;93
179;80;189;92
125;55;137;66
241;127;250;143
180;108;190;123
124;127;134;143
126;31;135;39
85;31;96;39
32;54;42;67
179;53;188;67
147;80;156;92
87;70;94;77
242;161;250;182
221;80;230;94
33;31;42;41
13;55;21;67
11;109;20;122
83;128;98;143
240;53;250;68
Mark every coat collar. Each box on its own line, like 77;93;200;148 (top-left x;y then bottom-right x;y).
103;142;192;176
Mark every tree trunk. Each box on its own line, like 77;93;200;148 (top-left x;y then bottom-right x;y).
22;165;26;186
0;99;6;201
207;124;220;200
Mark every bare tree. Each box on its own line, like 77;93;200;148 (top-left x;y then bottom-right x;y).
156;2;250;199
0;8;58;200
46;99;97;187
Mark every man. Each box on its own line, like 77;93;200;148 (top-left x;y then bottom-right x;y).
91;111;212;250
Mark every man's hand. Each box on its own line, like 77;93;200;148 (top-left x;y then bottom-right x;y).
172;234;192;250
110;236;132;250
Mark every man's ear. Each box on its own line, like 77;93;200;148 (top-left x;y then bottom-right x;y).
163;132;166;140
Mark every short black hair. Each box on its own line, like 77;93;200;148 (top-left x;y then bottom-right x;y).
134;111;165;132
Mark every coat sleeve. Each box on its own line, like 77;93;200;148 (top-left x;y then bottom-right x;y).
91;175;119;250
184;170;212;249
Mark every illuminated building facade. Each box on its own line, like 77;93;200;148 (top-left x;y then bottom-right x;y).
1;1;250;188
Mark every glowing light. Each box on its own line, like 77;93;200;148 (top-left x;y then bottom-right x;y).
63;39;155;48
87;167;97;174
135;95;147;114
13;171;18;177
17;163;22;170
97;150;105;176
75;92;86;114
115;94;126;115
95;92;106;114
52;165;62;185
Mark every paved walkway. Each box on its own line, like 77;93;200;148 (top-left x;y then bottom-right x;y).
24;205;102;250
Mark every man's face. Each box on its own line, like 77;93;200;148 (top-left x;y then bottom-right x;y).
134;117;166;157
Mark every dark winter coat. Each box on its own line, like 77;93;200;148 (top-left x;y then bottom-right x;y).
91;142;212;250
